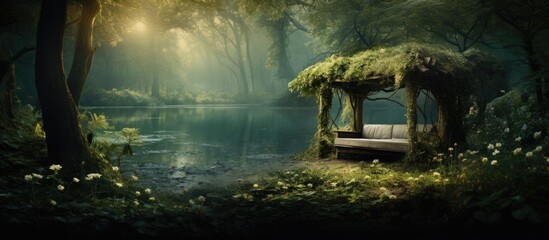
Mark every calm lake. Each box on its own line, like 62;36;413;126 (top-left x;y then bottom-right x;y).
86;105;318;191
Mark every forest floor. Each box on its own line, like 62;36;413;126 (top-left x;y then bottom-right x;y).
1;144;548;239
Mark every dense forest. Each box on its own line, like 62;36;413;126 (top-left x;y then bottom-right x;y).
1;0;548;238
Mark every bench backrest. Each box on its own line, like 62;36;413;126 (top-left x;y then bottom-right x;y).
362;124;433;139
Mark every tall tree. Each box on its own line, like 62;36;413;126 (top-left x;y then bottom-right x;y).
67;0;101;105
486;0;549;104
35;0;94;172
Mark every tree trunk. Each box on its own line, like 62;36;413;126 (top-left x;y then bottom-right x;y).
67;0;100;106
150;36;160;98
35;0;93;173
4;63;15;118
405;84;419;162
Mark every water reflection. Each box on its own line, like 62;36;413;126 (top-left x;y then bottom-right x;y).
88;105;318;169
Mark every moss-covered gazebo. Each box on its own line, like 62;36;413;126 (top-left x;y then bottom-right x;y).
289;43;494;161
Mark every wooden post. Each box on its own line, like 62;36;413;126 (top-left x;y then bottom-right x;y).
405;84;420;162
353;96;364;132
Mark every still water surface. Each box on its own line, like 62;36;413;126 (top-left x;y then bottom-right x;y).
87;105;318;191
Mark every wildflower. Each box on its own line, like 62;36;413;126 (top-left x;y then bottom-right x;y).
389;195;397;200
50;200;57;206
379;187;387;192
24;175;33;181
492;149;500;156
458;153;464;159
414;178;419;181
85;173;102;180
73;177;80;183
513;148;522;155
57;185;64;191
364;175;371;180
133;200;139;206
521;124;527;131
434;179;441;183
32;173;43;179
407;177;415;181
135;191;141;196
487;144;495;150
277;181;284;186
491;160;498;166
282;186;288;190
526;152;534;158
433;172;441;177
448;147;454;152
515;137;522;142
482;157;488;163
189;199;195;205
372;159;380;164
418;175;424;178
495;143;502;148
149;197;155;201
444;178;449;182
534;146;543;152
534;131;542;139
144;188;152;194
461;158;468;162
504;128;510;133
49;164;62;172
197;196;206;202
330;182;338;187
467;150;479;155
307;183;313;188
131;175;139;181
115;182;123;188
112;166;119;172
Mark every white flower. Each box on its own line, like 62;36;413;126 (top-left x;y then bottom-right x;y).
461;158;468;162
491;160;498;166
49;164;62;171
330;182;337;187
277;181;284;186
504;128;510;133
73;177;80;183
458;153;464;159
534;146;543;152
197;196;206;202
448;147;454;152
112;166;119;172
24;175;33;181
50;200;57;206
85;173;102;180
32;173;43;179
135;191;141;196
307;183;313;188
407;177;415;181
364;175;371;180
487;144;495;150
526;152;534;158
492;149;500;156
379;187;388;192
513;148;522;155
149;197;155;201
389;195;397;200
253;183;259;188
521;124;527;131
433;172;441;177
133;200;140;206
482;157;488;163
131;175;139;181
115;182;123;188
495;143;502;148
57;185;64;191
534;131;542;139
467;150;479;155
144;188;152;194
515;137;522;142
372;159;380;164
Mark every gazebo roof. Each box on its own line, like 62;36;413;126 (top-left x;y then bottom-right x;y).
289;43;491;97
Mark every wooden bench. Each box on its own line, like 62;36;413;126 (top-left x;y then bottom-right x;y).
334;124;432;159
